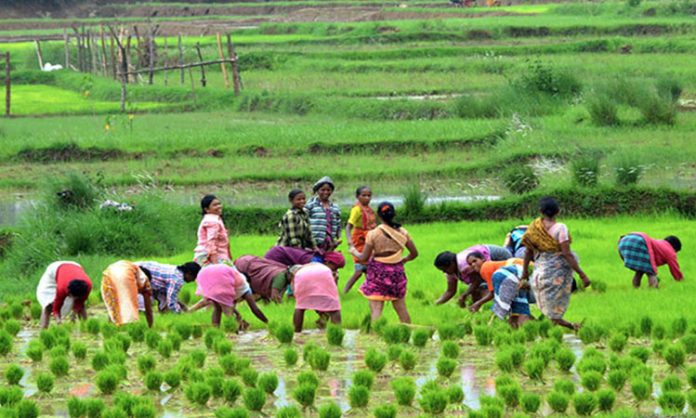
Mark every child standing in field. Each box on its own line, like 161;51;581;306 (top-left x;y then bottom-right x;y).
306;176;342;251
343;186;376;294
194;195;232;267
277;189;317;250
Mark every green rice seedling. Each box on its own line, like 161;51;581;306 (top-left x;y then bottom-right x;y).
284;348;298;367
639;316;652;337
137;354;156;375
547;327;563;343
30;304;42;320
577;356;606;375
4;319;20;336
573;392;597;416
26;340;43;362
303;342;319;362
688;391;696;413
447;384;464;404
419;387;448;415
102;407;128;418
631;364;654;382
100;322;117;339
387;344;403;362
349;385;370;408
218;354;238;375
596;389;615;412
580;371;602;392
0;386;23;407
132;404;156;418
318;402;342;418
661;374;682;392
411;329;430;347
174;323;193;341
39;329;56;349
190;349;207;368
373;404;397;418
215;340;233;356
192;325;203;339
578;324;600;345
222;379;242;404
522;321;539;342
297;370;320;388
498;383;522;409
437;323;460;341
652;339;666;356
546;391;569;414
164;369;182;389
382;324;411;344
144;371;163;391
629;347;650;363
529;342;554;366
5;364;23;385
0;330;13;355
71;342;87;360
436;357;457;379
188;370;205;384
276;405;302;418
474;326;493;346
109;350;127;366
67;397;86;417
609;334;628;353
221;317;238;334
397;349;415;371
167;333;183;351
652;323;667;340
158;339;173;359
204;328;224;349
521;392;541;414
441;341;460;359
258;373;278;395
493;332;512;347
50;356;69;377
524;358;544;381
293;383;317;409
16;399;39;418
85;318;101;335
274;324;294;344
36;372;54;394
658;391;686;414
554;379;576;396
687;366;696;389
207;376;225;399
309;349;331;371
50;346;68;359
510;345;525;369
240;368;258;387
326;323;344;347
663;344;686;368
365;348;387;373
630;377;651;404
144;331;161;350
671;317;688;338
391;377;416;406
555;348;576;372
125;322;146;343
185;382;212;406
681;335;696;354
496;350;515;373
353;370;374;389
607;369;628;392
95;369;119;395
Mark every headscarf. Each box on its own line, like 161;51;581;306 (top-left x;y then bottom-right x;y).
323;251;346;269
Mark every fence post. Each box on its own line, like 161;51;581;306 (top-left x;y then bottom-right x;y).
194;43;206;87
63;29;70;69
178;34;184;85
226;34;241;95
148;25;155;85
5;52;10;117
216;33;230;89
35;40;44;70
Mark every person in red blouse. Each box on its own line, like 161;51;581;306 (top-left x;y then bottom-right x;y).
618;233;683;288
36;261;92;328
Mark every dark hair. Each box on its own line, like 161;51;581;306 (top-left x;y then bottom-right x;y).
201;194;218;216
288;189;304;201
377;202;401;229
467;251;485;261
355;185;371;197
139;267;153;281
434;251;456;269
539;196;560;218
664;235;682;252
313;181;335;194
67;279;90;299
177;262;202;278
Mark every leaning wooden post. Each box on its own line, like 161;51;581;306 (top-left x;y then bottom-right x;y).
148;25;155;85
125;33;132;83
100;25;108;77
177;34;184;85
5;52;10;117
194;42;206;87
35;40;44;70
162;36;168;86
110;35;117;79
63;29;70;69
215;33;230;89
108;26;128;113
226;34;240;95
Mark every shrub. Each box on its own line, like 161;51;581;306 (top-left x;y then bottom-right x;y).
614;157;643;186
185;382;212;406
67;397;86;417
365;348;387;373
318;402;342;418
658;391;686;414
36;372;54;394
353;370;374;389
222;379;242;404
16;399;39;418
293;383;317;409
284;348;298;367
5;364;23;385
607;369;628;391
240;368;258;387
581;371;602;392
164;369;182;389
50;356;69;377
663;344;686;368
630;377;651;403
402;185;427;217
547;391;569;413
419;387;448;415
498;384;521;409
447;384;464;404
436;357;457;378
309;349;331;372
573;392;597;416
95;369;119;394
572;154;601;187
521;392;541;414
514;60;582;97
144;371;163;392
502;166;539;195
349;385;370;408
474;326;493;346
326;324;344;347
391;377;416;406
662;374;682;392
276;406;301;418
524;358;545;381
258;373;278;395
555;348;576;372
587;94;619;127
639;91;676;125
274;324;294;344
441;341;460;359
411;329;430;347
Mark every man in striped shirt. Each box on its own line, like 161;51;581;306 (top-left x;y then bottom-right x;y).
135;261;201;313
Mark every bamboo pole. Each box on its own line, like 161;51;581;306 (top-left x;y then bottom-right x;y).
194;42;206;87
148;25;155;85
89;31;98;74
110;35;117;79
35;40;44;70
125;33;132;83
216;33;230;89
100;25;108;77
108;26;128;112
72;26;83;71
63;29;70;69
124;58;237;75
5;52;10;117
226;34;240;95
177;34;184;85
163;36;168;86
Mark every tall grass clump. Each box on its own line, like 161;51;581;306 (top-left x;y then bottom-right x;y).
513;60;582;98
572;155;601;187
587;94;619;127
402;185;427;218
502;165;539;194
613;156;643;186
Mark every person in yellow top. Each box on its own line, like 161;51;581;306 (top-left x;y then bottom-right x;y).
343;186;377;294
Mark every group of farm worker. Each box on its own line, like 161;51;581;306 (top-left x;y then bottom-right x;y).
36;176;683;333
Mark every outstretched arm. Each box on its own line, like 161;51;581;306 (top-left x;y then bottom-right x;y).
243;293;268;324
561;242;590;287
435;276;458;305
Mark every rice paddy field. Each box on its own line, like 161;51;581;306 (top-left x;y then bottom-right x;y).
2;0;696;416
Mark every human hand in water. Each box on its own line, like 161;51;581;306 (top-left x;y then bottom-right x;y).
580;274;591;288
469;303;481;313
271;288;282;304
518;279;530;290
457;294;468;308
